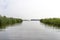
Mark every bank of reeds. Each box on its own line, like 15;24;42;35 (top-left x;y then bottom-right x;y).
40;18;60;27
0;15;22;27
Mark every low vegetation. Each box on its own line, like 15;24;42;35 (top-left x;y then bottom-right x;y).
40;18;60;27
0;15;22;28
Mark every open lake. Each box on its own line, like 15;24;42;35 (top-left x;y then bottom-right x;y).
0;21;60;40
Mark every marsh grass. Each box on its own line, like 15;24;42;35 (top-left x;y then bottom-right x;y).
0;15;22;29
40;18;60;28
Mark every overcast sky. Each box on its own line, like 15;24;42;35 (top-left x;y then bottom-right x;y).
0;0;60;19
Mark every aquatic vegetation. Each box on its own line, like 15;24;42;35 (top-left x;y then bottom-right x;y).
0;15;22;28
40;18;60;27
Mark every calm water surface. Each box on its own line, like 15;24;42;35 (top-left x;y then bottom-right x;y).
0;21;60;40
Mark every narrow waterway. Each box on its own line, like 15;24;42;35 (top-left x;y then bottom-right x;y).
0;21;60;40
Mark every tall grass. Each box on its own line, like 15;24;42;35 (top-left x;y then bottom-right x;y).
0;15;22;28
40;18;60;27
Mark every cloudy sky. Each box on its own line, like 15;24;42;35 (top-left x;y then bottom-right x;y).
0;0;60;19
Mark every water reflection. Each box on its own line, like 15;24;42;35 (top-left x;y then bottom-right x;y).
0;22;22;30
0;21;60;40
40;22;60;29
